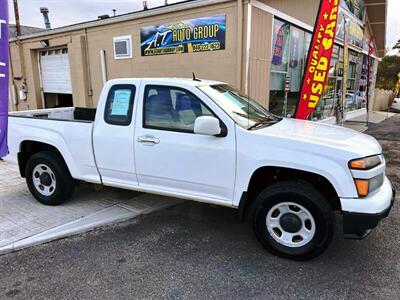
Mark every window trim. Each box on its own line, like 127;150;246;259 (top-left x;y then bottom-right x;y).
113;35;132;60
104;84;136;126
142;84;227;137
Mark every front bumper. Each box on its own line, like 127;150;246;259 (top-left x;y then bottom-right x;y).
341;177;395;239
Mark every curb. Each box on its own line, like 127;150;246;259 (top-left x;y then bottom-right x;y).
0;200;182;256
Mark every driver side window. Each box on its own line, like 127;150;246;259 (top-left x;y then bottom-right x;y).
143;85;213;132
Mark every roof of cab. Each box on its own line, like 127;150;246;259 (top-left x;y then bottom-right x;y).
107;77;225;87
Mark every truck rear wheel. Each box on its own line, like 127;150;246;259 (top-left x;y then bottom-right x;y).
26;151;75;205
252;181;335;260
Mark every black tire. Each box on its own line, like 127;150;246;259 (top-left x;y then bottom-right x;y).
252;181;335;260
25;151;75;205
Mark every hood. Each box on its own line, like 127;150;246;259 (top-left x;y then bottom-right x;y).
253;118;381;157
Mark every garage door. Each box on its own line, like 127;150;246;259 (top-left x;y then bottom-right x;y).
40;48;72;94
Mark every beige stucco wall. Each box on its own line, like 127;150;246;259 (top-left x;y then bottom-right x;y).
9;0;244;110
247;6;273;107
260;0;320;27
87;1;240;106
9;33;87;111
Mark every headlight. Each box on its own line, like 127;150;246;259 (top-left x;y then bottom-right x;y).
354;174;384;197
349;155;381;170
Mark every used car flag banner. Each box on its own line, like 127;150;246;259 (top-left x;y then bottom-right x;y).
295;0;340;120
0;0;9;157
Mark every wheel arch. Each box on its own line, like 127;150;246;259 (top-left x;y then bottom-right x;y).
239;166;341;221
18;140;68;178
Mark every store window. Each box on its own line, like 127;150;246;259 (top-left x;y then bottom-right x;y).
269;20;308;117
269;17;367;121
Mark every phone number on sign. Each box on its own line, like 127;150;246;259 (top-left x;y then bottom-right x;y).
193;42;221;52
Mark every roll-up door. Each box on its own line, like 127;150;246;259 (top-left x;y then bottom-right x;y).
40;48;72;94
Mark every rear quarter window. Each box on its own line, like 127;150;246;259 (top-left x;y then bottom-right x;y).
104;84;136;126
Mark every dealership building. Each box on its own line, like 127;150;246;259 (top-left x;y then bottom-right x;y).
8;0;387;123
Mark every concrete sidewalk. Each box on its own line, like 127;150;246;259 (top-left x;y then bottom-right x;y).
0;160;183;255
344;111;395;132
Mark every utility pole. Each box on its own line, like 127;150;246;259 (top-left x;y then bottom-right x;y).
13;0;21;36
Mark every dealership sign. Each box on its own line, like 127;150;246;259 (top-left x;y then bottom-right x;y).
0;0;9;157
336;9;364;49
296;0;340;120
140;15;226;56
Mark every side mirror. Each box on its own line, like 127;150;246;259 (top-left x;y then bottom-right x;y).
194;116;221;136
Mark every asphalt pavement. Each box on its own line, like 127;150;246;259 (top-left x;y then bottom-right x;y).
1;115;399;299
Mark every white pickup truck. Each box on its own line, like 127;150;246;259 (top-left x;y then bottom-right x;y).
6;78;395;260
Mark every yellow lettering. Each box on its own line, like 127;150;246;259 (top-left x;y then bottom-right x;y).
322;37;333;50
317;57;328;71
330;6;338;21
325;21;336;38
308;94;320;108
312;83;323;95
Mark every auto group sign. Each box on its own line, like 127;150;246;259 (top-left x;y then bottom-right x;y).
140;15;226;56
0;0;9;158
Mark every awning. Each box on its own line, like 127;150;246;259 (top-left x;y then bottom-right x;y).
365;0;387;57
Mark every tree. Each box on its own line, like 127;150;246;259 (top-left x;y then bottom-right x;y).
393;39;400;53
376;55;400;90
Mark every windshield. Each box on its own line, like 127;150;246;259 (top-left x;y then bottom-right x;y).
198;84;281;129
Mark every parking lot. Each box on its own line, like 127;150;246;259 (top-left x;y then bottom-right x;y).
0;115;399;299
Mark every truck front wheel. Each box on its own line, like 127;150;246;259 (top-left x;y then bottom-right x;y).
25;151;75;205
252;181;335;260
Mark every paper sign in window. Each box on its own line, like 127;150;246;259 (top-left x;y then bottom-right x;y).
111;90;131;116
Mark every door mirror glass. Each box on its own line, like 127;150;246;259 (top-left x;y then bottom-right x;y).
194;116;221;136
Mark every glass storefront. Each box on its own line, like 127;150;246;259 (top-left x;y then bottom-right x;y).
269;19;311;118
269;5;372;122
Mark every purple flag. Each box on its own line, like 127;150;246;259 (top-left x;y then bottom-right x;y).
0;0;9;157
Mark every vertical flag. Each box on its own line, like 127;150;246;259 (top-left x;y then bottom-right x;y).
366;36;375;121
0;0;9;157
341;16;349;124
295;0;340;120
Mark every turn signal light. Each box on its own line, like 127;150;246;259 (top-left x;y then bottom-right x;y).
349;155;381;170
354;179;369;197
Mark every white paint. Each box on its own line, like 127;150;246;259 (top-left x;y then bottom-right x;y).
0;19;6;39
0;62;5;78
40;48;72;94
100;49;107;85
6;78;393;218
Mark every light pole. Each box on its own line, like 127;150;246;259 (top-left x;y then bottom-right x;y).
13;0;21;36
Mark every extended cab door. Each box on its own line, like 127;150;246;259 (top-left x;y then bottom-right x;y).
93;80;141;186
134;82;236;204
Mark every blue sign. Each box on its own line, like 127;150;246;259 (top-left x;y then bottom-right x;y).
0;0;9;158
272;23;289;66
140;15;226;56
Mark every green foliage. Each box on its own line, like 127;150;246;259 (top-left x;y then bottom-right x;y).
376;55;400;90
393;39;400;51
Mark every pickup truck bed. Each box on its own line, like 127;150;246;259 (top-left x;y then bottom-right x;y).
8;107;100;184
10;107;97;123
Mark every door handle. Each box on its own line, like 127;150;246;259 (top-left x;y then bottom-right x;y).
137;135;160;146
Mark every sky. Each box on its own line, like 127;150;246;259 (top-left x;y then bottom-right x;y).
7;0;185;28
6;0;400;54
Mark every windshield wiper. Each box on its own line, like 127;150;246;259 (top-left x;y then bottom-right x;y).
248;119;280;130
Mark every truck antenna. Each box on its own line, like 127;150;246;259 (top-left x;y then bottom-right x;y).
192;72;201;82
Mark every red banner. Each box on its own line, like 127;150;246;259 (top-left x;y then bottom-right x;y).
295;0;340;120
